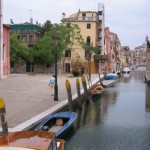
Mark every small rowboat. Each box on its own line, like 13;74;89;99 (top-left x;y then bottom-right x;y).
91;84;104;96
35;112;77;138
0;131;65;150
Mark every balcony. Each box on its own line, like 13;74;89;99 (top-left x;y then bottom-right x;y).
95;54;108;61
77;17;97;21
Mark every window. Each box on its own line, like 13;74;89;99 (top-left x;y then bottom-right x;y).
86;36;91;46
82;13;86;20
17;35;20;40
112;55;114;59
22;35;27;42
29;35;33;42
66;23;70;28
87;23;91;29
85;51;91;59
65;49;71;57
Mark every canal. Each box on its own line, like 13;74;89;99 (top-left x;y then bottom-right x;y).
64;67;150;150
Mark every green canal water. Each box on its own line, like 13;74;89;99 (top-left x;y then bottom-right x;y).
64;67;150;150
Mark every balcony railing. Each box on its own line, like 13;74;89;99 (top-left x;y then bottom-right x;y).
77;17;97;21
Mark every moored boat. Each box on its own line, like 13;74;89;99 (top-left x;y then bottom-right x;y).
122;67;131;74
91;84;104;96
101;79;116;88
0;131;65;150
34;112;77;137
105;73;118;80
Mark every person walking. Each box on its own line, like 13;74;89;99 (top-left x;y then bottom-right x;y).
49;75;55;96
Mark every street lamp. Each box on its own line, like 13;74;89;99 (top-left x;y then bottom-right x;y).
85;50;91;81
54;35;59;101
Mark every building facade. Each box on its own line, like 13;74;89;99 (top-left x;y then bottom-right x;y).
3;25;10;77
61;4;124;75
9;21;41;72
10;21;40;47
61;4;106;74
62;11;100;73
0;24;10;79
104;27;121;73
127;44;146;67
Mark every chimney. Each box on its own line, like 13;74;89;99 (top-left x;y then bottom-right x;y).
62;12;65;19
36;20;38;25
10;19;14;24
30;18;33;24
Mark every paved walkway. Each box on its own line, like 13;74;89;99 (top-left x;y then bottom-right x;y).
0;73;99;129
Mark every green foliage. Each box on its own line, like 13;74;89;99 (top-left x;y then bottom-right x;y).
10;33;29;63
69;24;84;47
33;23;80;66
83;43;100;53
82;43;101;61
39;20;53;37
10;21;84;72
32;35;54;65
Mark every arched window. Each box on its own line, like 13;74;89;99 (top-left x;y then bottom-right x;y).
87;36;90;46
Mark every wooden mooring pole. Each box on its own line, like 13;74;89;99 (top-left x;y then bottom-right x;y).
81;75;91;103
76;78;82;109
0;97;8;136
66;80;73;111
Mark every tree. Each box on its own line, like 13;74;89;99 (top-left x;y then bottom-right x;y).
82;43;101;81
10;33;29;68
33;23;81;71
40;20;53;37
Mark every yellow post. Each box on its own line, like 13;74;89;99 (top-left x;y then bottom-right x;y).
66;80;73;111
0;97;8;136
76;78;82;108
81;75;86;83
81;75;91;102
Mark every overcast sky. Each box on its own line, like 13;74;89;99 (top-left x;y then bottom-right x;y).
2;0;150;49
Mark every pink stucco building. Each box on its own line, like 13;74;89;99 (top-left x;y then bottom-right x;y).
0;24;10;79
104;27;121;73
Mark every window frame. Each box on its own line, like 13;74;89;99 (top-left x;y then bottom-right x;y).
87;23;91;29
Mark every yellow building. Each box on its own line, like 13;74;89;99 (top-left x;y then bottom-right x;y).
61;10;103;74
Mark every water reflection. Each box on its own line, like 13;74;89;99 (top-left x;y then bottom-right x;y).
65;67;150;150
121;73;131;83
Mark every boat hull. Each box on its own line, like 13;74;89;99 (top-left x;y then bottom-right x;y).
0;131;65;150
91;85;104;96
35;112;77;137
105;73;118;80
